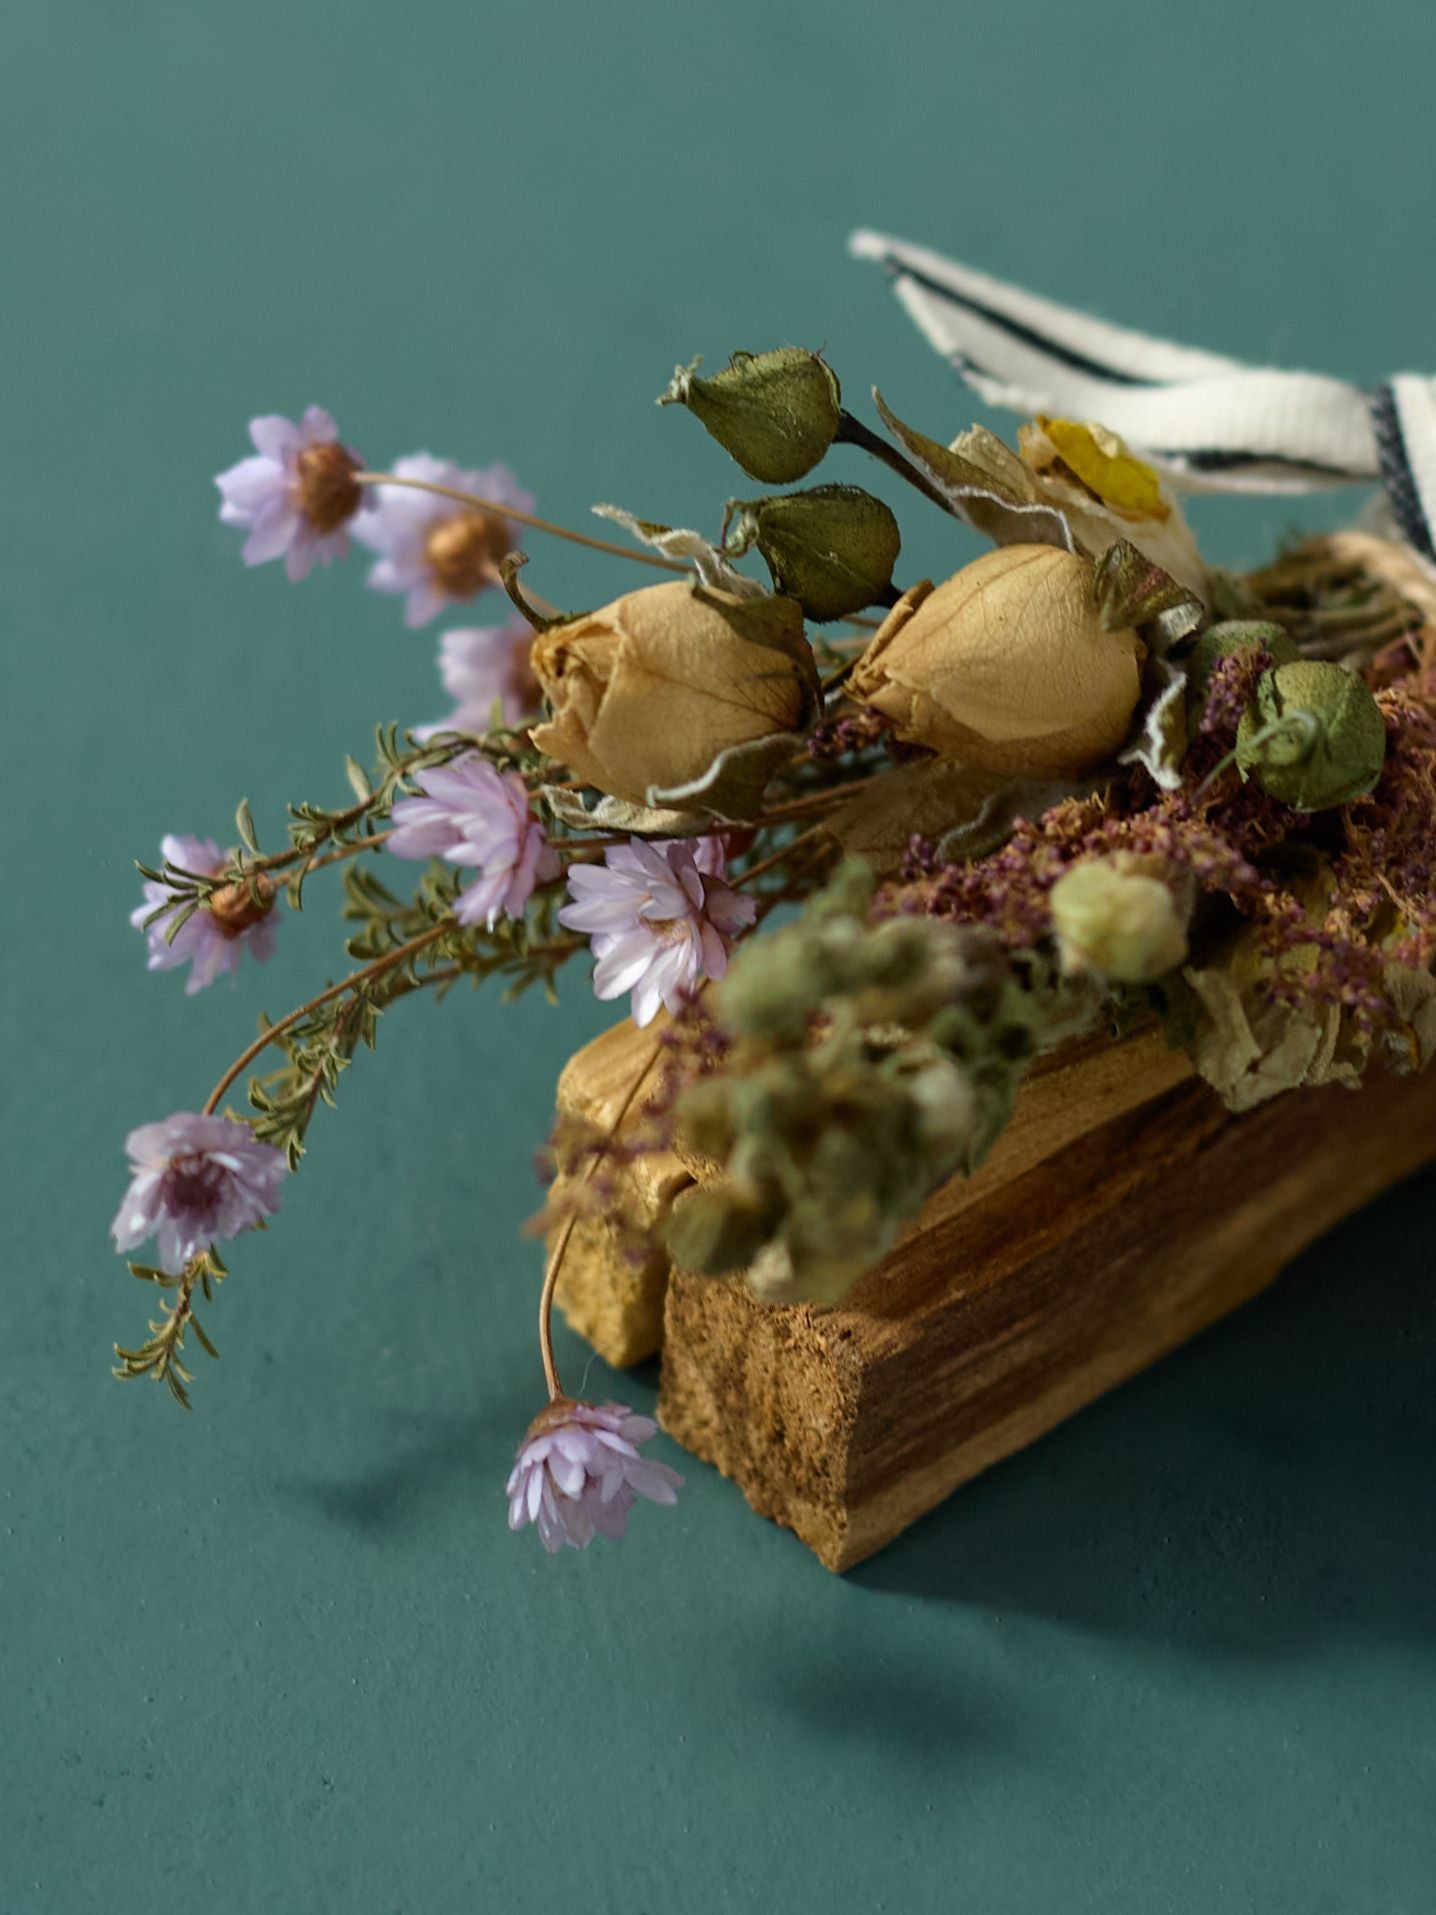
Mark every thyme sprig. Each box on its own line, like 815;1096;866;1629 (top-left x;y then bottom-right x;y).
113;1248;228;1410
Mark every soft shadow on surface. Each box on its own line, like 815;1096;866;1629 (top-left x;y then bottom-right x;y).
749;1636;1021;1763
852;1166;1436;1655
283;1359;663;1533
286;1408;511;1531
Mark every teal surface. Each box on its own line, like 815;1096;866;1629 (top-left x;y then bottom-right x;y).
5;3;1435;1909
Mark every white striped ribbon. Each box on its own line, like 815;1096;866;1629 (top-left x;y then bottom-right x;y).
851;230;1436;564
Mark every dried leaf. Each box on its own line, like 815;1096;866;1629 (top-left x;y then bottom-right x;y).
538;785;710;837
870;391;1075;550
592;503;765;596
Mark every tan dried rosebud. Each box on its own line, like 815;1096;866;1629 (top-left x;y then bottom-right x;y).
848;546;1147;778
529;580;819;805
1049;852;1189;983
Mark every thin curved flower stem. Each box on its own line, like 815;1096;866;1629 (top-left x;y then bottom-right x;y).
834;410;952;515
537;1036;666;1400
302;830;392;873
201;919;454;1116
737;821;833;895
353;473;687;574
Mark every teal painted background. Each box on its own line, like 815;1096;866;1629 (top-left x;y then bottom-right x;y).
5;2;1435;1908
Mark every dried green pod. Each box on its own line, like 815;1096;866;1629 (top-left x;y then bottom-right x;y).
1184;620;1298;716
659;349;842;483
1236;659;1387;811
722;484;901;622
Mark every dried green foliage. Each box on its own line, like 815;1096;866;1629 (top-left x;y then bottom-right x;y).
113;1248;228;1410
664;862;1057;1306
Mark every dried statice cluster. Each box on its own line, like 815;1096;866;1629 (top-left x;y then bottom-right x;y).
113;340;1435;1558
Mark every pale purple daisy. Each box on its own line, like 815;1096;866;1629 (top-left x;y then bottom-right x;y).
507;1399;683;1552
111;1111;288;1275
215;407;365;582
558;836;756;1027
387;754;559;928
132;834;278;995
355;452;536;627
413;621;540;739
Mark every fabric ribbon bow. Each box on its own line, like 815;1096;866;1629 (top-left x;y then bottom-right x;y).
851;230;1436;571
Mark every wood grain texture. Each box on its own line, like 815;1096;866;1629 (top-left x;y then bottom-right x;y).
549;1020;691;1367
553;1016;1436;1569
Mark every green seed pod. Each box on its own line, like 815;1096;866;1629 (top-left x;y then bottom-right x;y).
1184;620;1298;717
1236;659;1387;811
659;349;842;483
723;484;901;622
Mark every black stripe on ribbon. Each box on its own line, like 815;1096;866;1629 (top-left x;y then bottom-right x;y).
881;256;1160;389
1155;447;1368;482
1369;383;1436;560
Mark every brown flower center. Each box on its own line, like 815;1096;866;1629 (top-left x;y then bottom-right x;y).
294;442;363;535
424;510;513;598
207;875;275;939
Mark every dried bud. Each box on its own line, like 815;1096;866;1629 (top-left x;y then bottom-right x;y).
848;546;1146;778
722;484;901;622
1184;620;1297;715
1049;853;1189;983
1236;659;1387;811
529;580;818;806
206;873;276;938
293;441;363;535
659;349;842;483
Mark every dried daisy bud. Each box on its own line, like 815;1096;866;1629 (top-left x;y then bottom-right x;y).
659;349;842;483
1049;852;1189;983
848;546;1147;778
1236;659;1387;811
722;484;901;622
529;580;819;806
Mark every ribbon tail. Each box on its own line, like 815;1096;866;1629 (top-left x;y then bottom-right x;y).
850;230;1382;496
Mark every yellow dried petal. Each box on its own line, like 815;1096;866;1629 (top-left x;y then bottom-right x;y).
1029;416;1169;523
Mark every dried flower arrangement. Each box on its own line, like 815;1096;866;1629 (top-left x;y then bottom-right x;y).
112;237;1436;1560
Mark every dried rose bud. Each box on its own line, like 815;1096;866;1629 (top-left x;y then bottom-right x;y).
1236;659;1387;811
1049;852;1189;983
722;484;901;622
529;580;819;806
659;349;842;483
848;546;1146;778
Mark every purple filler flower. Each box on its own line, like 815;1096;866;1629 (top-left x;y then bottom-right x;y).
413;622;541;739
215;407;365;582
111;1112;288;1275
387;754;559;928
558;837;755;1027
507;1399;683;1552
132;834;277;995
355;452;535;627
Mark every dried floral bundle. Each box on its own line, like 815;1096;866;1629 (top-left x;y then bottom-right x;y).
112;258;1436;1558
